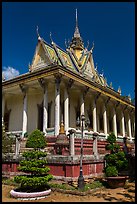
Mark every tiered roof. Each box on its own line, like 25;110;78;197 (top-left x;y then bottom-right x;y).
30;10;108;87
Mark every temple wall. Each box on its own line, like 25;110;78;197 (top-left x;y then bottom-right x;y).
48;90;55;128
69;92;79;128
7;95;22;131
27;92;42;133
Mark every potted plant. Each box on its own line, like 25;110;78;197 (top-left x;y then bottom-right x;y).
10;129;53;199
104;132;129;188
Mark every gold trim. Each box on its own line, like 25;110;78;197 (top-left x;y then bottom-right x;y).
58;69;135;109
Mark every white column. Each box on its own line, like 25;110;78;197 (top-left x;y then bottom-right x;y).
2;93;5;119
128;114;132;140
69;131;75;156
22;92;27;138
80;94;84;115
113;107;117;137
64;88;69;132
43;83;48;134
54;78;60;136
103;104;107;136
121;111;125;137
93;99;97;132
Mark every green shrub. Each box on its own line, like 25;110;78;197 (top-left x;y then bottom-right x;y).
26;129;46;149
106;132;116;145
104;133;128;177
14;129;53;192
105;166;118;177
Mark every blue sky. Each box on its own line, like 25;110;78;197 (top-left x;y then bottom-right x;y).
2;2;135;99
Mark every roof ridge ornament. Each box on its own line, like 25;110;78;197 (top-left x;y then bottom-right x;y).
86;40;89;50
90;41;94;53
65;39;68;49
50;32;54;45
36;26;41;40
118;86;121;95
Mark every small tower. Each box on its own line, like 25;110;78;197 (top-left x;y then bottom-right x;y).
55;119;69;155
69;9;84;53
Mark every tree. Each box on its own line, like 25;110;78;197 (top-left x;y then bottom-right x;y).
14;129;53;192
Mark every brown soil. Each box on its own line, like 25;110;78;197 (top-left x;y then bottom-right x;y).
2;181;135;202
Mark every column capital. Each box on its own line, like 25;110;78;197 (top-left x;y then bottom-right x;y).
122;105;128;113
111;101;120;112
38;78;48;90
54;73;62;84
83;86;89;100
19;84;28;96
115;101;120;109
104;96;111;108
66;78;74;91
94;92;101;103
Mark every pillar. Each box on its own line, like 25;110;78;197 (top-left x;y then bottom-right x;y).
93;133;99;160
22;92;27;138
93;99;97;132
80;94;84;116
113;107;117;137
121;111;125;137
128;114;132;140
43;83;48;134
64;87;69;132
69;130;75;156
103;104;107;136
54;77;61;136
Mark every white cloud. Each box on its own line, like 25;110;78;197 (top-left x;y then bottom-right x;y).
2;66;20;80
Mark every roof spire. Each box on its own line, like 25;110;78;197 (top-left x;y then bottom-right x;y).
69;9;84;50
76;8;78;28
74;8;80;38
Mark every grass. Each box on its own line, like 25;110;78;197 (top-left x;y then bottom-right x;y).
2;177;19;186
49;180;103;192
2;176;103;192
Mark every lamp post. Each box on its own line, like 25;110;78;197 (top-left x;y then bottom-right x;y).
76;114;90;189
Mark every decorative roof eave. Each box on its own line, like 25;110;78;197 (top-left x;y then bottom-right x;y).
80;52;90;71
2;65;135;109
66;49;80;72
2;64;61;87
51;42;66;67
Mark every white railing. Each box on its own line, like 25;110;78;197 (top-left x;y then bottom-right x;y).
6;131;22;138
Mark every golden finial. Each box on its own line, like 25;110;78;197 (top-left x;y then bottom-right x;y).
59;117;65;134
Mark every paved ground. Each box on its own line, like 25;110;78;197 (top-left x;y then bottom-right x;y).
2;181;135;202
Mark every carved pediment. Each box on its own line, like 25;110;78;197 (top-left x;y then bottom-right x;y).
30;42;52;71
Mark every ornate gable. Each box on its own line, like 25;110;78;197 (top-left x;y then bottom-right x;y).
30;41;53;72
